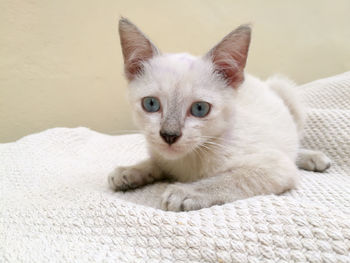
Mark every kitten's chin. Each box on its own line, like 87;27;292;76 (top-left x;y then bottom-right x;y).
153;143;190;160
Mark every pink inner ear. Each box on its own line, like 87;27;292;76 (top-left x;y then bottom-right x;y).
125;58;144;80
119;18;159;81
213;54;244;88
124;45;156;80
208;25;251;88
122;37;157;81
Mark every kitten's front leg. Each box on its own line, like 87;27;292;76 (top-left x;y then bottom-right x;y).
161;184;208;211
162;152;298;211
108;160;162;191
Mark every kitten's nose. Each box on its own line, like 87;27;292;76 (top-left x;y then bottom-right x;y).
159;131;182;145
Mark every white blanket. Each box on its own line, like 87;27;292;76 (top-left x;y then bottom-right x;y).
1;72;350;262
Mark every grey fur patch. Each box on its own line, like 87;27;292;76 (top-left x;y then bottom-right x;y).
160;92;183;135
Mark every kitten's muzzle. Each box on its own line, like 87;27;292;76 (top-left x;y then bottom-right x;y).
159;130;182;145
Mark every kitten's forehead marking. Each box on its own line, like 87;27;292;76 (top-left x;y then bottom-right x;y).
161;88;183;134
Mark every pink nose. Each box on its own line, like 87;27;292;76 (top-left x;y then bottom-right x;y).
159;131;182;145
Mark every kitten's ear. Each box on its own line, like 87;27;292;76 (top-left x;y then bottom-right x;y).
205;25;251;88
119;18;160;81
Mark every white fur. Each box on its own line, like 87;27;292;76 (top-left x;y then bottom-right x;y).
127;54;299;181
108;19;331;211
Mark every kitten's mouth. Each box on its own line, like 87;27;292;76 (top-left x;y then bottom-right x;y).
163;144;181;153
147;135;191;159
157;143;187;159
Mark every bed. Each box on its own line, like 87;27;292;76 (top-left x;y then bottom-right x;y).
1;72;350;262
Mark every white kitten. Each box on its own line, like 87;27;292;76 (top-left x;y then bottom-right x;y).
108;18;331;211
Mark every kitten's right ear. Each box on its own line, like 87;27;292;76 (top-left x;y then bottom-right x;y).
119;18;160;81
205;25;251;88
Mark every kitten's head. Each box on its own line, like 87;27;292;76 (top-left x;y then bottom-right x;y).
119;18;251;159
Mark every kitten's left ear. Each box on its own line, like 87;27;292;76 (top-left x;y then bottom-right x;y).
119;18;160;81
205;25;251;88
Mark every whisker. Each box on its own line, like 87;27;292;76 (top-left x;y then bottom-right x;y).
201;141;232;153
200;135;236;143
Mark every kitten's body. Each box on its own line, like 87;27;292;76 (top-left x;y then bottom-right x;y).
150;70;298;183
108;19;331;211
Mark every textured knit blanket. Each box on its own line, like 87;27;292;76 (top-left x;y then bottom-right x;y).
1;72;350;263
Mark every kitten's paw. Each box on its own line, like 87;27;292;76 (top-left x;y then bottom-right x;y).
297;150;331;172
161;184;204;212
108;166;153;191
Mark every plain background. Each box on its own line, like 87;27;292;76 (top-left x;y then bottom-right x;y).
1;0;350;142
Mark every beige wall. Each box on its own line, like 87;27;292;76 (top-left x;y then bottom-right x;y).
1;0;349;142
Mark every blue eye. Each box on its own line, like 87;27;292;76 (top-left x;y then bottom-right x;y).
190;101;210;117
142;97;160;112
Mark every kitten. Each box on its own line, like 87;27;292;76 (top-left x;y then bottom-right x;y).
108;18;331;211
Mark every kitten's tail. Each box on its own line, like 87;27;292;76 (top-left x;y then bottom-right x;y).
266;75;305;136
